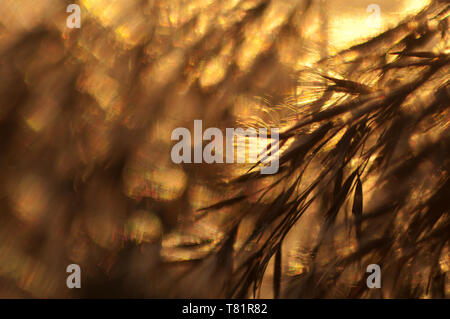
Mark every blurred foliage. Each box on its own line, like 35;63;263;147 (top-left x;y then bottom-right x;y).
0;0;448;298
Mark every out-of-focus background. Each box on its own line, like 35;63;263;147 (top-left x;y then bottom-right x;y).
0;0;448;298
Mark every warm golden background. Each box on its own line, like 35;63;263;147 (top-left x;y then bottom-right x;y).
0;0;448;298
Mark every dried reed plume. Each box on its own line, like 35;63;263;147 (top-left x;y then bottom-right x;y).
0;0;448;298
